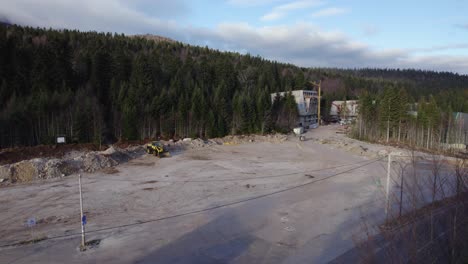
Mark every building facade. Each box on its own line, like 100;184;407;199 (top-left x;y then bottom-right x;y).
271;90;318;128
330;100;359;119
453;112;468;145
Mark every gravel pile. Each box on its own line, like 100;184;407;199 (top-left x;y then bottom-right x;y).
162;134;288;152
307;134;402;159
0;134;287;184
0;145;145;184
212;134;288;145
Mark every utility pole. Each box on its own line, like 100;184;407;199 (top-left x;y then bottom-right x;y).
78;174;86;250
399;165;407;218
385;153;392;221
385;152;406;221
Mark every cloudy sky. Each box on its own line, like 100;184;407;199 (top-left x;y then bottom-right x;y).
2;0;468;74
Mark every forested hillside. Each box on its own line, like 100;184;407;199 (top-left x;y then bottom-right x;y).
319;68;468;113
0;24;467;148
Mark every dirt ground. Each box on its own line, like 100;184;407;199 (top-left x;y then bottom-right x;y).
0;125;430;263
0;139;152;166
0;144;102;166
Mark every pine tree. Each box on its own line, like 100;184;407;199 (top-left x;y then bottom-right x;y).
206;110;216;138
0;79;7;105
122;84;138;140
256;88;272;134
397;87;409;142
231;91;243;134
177;94;189;138
122;100;138;140
294;71;305;89
379;86;399;142
0;24;467;148
425;95;440;148
190;87;204;137
358;90;373;139
285;91;298;129
157;89;171;137
74;100;92;143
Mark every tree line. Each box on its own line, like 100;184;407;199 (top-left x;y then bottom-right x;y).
0;24;467;148
354;84;468;151
0;25;302;147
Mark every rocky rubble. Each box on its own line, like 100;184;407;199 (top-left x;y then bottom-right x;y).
308;133;403;159
0;134;287;184
0;145;145;184
213;134;288;145
163;134;288;152
310;137;381;158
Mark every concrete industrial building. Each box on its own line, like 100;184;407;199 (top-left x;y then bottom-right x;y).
271;90;318;128
330;100;359;118
453;112;468;145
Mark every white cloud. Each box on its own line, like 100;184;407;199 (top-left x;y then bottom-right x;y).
210;22;468;74
214;22;406;66
311;7;347;18
261;12;284;21
0;0;185;34
410;43;468;53
227;0;283;7
261;0;324;21
361;24;379;37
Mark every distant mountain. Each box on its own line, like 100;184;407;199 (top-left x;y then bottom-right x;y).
132;34;176;44
0;18;11;26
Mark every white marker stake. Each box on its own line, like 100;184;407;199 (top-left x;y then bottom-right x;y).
30;224;34;241
26;217;36;241
79;174;86;249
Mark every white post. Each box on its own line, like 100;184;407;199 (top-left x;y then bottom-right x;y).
79;174;86;249
385;153;392;221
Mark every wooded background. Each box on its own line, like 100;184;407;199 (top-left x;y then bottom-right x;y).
0;24;467;148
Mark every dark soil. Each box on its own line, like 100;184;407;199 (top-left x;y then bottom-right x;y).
114;139;152;149
0;143;104;165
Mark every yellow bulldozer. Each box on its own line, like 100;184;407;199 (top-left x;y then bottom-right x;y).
146;141;171;157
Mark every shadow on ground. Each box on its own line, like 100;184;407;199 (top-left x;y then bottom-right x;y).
135;211;272;264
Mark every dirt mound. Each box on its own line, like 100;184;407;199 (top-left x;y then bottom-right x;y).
44;159;81;178
188;138;214;149
0;143;102;165
123;146;146;159
79;145;145;173
100;146;117;155
306;127;403;159
0;145;146;184
114;139;150;149
213;134;288;145
0;165;10;182
10;159;45;182
82;153;118;173
165;134;288;152
0;134;286;184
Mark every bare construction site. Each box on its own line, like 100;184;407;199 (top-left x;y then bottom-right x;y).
0;125;466;263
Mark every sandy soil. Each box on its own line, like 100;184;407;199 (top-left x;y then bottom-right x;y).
0;125;418;264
